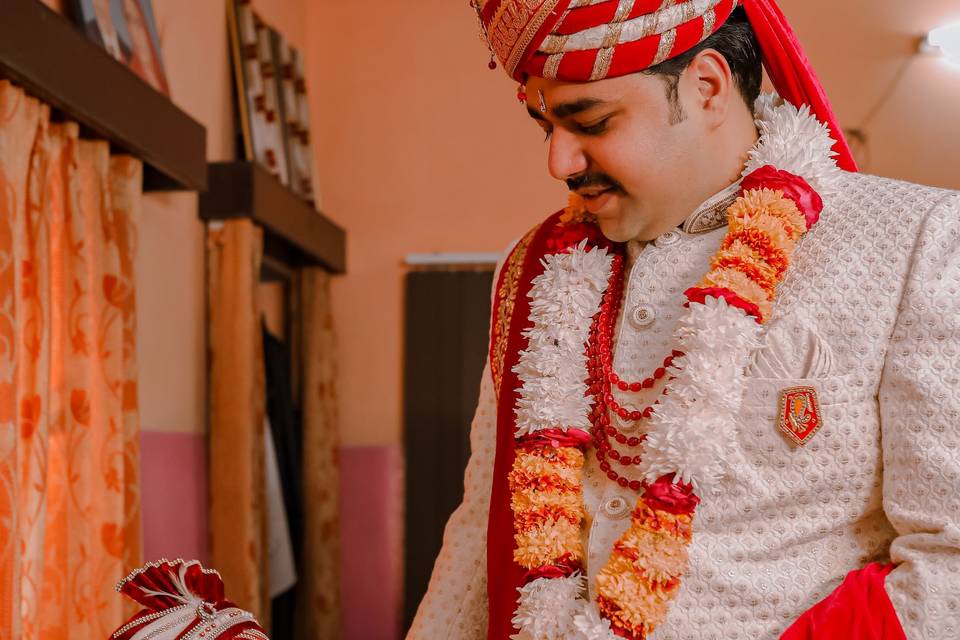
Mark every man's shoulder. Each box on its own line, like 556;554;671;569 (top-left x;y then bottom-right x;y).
824;172;959;245
832;171;959;218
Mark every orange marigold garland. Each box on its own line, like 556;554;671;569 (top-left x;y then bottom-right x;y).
686;165;823;324
510;443;587;570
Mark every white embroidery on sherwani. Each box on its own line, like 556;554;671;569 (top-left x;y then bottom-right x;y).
746;311;837;379
408;107;960;639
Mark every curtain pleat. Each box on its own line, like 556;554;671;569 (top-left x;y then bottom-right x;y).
0;79;143;638
296;267;341;638
206;219;270;624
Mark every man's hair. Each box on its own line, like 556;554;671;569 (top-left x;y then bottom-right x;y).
643;7;762;123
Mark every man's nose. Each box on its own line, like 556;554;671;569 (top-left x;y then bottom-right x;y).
547;128;588;182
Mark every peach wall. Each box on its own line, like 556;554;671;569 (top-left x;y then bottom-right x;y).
781;0;960;189
306;1;564;447
306;0;960;448
132;0;306;435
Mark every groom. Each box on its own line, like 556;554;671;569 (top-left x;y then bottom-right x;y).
409;1;960;639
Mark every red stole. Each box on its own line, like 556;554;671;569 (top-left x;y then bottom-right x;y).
485;211;560;640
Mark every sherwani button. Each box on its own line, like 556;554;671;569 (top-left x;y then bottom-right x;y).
631;303;656;327
656;230;681;247
602;496;631;519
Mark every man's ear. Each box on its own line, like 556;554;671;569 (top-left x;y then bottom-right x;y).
687;48;733;126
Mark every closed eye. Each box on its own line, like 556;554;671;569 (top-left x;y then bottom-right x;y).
577;118;610;136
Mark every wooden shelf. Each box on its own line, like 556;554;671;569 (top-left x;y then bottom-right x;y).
0;0;206;191
199;161;346;274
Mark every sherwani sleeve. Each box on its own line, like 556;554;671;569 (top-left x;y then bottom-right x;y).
878;192;960;639
406;245;516;639
780;192;960;640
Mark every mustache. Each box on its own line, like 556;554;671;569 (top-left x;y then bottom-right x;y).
566;173;623;193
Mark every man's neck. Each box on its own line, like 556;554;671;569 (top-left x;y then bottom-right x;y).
639;116;760;241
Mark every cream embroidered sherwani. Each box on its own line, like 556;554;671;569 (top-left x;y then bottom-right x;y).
407;171;960;640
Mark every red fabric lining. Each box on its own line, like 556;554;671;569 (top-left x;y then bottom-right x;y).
487;211;569;640
779;563;906;640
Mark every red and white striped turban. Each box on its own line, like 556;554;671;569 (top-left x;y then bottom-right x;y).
473;0;858;171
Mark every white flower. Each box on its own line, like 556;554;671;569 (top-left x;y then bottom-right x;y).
573;602;620;640
512;575;587;640
746;93;842;201
636;294;763;492
513;241;613;436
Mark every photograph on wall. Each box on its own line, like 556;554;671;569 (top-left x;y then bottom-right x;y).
71;0;170;95
269;28;295;191
271;34;316;204
227;0;288;185
287;45;316;205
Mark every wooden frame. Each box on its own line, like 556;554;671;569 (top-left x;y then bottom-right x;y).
0;0;206;191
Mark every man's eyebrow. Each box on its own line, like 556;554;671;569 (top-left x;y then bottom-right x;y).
526;105;547;122
526;97;608;122
552;98;606;119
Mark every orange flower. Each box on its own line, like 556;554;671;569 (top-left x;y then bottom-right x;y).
514;518;584;569
631;503;694;543
722;227;789;277
560;192;594;225
593;498;698;638
511;489;583;514
729;188;806;239
711;253;777;298
513;504;582;532
700;268;772;320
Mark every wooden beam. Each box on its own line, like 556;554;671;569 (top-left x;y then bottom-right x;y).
0;0;207;191
199;162;346;274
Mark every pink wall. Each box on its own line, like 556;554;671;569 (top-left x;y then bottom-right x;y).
340;446;404;640
140;432;210;564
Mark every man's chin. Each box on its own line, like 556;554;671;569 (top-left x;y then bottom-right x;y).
594;216;637;243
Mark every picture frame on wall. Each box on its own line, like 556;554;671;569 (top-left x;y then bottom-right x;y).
289;45;317;204
71;0;170;96
228;0;318;206
269;28;295;192
227;0;289;186
272;34;316;204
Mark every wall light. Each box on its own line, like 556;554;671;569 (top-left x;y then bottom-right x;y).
924;22;960;67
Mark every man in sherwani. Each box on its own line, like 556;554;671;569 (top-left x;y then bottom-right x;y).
409;1;960;639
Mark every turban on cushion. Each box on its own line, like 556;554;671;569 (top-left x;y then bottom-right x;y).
473;0;857;171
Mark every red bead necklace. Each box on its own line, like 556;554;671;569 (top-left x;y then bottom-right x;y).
585;250;683;492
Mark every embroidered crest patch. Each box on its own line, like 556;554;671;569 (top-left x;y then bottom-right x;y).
777;386;823;446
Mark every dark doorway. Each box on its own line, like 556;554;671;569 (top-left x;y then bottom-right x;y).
402;268;494;633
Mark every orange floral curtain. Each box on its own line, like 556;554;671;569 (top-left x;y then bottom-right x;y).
206;219;269;624
296;267;341;638
0;80;142;637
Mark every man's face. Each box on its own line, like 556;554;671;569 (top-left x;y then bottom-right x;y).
525;70;708;242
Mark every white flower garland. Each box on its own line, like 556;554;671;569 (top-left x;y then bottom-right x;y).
513;239;614;436
509;94;840;640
